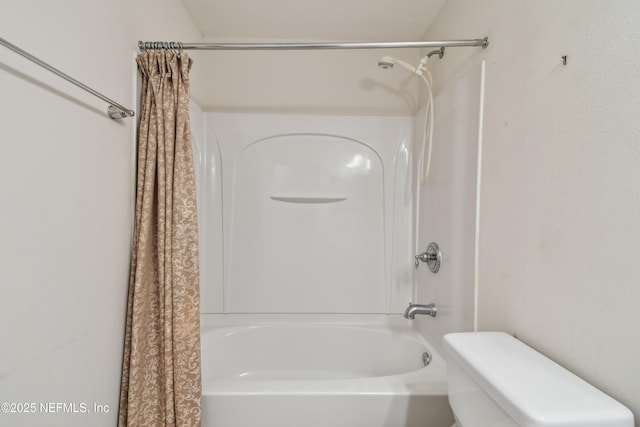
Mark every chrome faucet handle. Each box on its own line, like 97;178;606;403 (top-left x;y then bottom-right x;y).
415;252;436;263
414;242;442;273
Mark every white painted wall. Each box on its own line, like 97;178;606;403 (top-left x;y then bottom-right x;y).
424;0;640;423
192;38;423;115
0;1;201;426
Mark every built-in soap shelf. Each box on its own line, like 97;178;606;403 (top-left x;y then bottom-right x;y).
270;195;347;204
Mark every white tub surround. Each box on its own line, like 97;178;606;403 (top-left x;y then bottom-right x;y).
191;111;459;427
414;61;485;352
194;113;415;315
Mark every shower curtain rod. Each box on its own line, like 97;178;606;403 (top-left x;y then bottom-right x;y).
138;37;489;51
0;37;135;119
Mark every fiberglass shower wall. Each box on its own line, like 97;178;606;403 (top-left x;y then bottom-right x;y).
192;113;415;314
414;62;485;342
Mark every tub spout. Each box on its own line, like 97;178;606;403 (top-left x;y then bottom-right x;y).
404;303;438;319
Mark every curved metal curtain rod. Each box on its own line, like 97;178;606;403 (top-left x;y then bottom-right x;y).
0;36;135;119
138;37;489;51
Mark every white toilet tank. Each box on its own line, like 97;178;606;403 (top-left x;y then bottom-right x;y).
443;332;633;427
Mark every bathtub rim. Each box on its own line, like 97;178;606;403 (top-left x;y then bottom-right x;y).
200;313;449;396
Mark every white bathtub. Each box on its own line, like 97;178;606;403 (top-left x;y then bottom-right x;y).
200;316;454;427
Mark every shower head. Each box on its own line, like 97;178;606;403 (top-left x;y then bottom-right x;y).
377;56;395;69
377;55;417;74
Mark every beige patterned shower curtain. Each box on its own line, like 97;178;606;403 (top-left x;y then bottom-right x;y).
118;50;202;427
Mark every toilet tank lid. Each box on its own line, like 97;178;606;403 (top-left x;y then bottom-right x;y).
443;332;634;427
